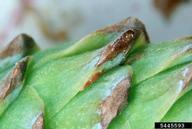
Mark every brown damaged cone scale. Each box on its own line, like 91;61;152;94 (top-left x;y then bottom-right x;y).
0;34;39;100
49;66;132;129
100;78;130;129
97;17;149;64
82;17;149;89
0;17;192;129
0;57;29;100
0;34;39;118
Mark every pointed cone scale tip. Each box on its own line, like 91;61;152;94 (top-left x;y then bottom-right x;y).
0;34;39;58
97;17;150;42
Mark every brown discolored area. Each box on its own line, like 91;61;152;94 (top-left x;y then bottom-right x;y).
80;71;102;91
0;34;38;58
96;29;137;67
32;113;44;129
0;57;29;100
100;77;131;129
